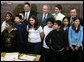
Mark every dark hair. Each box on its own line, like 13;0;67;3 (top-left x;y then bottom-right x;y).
19;12;25;16
28;15;40;30
72;17;80;33
55;4;62;10
24;2;30;7
46;17;55;24
6;20;13;26
62;17;70;27
15;15;22;20
54;20;62;26
70;8;77;11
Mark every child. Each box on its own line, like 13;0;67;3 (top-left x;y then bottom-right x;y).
45;20;67;61
1;12;13;32
27;15;43;54
19;12;28;26
42;17;54;61
13;15;27;53
1;21;21;52
68;17;83;61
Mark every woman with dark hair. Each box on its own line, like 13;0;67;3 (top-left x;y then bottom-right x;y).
68;17;83;61
1;12;13;32
26;15;43;54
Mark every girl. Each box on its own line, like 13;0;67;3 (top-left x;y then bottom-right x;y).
27;15;43;54
62;17;70;50
1;12;13;32
68;17;83;61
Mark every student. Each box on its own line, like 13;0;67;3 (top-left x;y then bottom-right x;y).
68;17;83;61
45;20;67;61
27;15;43;54
52;4;65;21
42;17;54;61
61;17;70;60
1;12;13;32
19;12;28;26
13;15;27;53
1;21;21;52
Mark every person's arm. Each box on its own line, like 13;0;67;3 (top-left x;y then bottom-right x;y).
45;31;52;48
77;26;83;47
68;27;72;47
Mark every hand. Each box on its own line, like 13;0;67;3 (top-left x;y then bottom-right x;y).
66;47;69;51
75;46;79;51
71;47;75;51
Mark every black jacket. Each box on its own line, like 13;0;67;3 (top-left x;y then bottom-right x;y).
1;29;21;52
45;29;67;52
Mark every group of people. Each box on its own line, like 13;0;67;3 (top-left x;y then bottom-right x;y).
1;2;83;61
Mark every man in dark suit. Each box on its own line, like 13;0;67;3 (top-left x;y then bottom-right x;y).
68;8;83;26
37;5;54;28
23;2;37;24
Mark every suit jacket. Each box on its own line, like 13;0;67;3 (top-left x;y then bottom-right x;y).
22;11;37;24
37;13;54;28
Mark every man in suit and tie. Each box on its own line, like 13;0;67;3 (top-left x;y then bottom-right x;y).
37;5;54;28
68;8;83;26
23;2;37;24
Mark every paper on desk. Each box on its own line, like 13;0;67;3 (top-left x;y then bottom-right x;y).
20;55;36;61
4;52;19;61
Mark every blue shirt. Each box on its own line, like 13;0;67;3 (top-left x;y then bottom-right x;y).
68;25;83;47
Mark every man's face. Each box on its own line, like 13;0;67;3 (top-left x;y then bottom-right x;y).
70;9;77;18
42;6;49;14
55;7;60;14
24;4;30;12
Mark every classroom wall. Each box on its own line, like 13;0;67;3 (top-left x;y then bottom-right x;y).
1;1;83;23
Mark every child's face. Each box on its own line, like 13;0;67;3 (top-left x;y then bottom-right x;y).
6;23;12;29
47;21;53;28
74;19;80;27
6;14;11;20
14;17;21;24
63;19;69;26
53;23;60;30
29;18;35;26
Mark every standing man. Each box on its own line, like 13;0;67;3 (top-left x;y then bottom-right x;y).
37;5;54;28
52;4;65;22
23;2;37;24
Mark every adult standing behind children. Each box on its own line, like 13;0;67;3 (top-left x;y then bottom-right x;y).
37;5;54;28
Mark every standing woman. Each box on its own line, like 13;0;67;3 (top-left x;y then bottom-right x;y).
68;17;83;61
26;15;43;54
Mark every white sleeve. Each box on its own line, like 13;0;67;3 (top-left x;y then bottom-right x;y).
38;26;43;33
1;21;6;32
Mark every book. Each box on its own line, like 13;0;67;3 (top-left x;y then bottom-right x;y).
19;55;36;61
4;52;19;61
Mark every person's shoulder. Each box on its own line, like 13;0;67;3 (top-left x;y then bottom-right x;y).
59;13;65;17
80;25;83;30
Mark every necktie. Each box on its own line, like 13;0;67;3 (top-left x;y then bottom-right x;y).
42;14;46;27
25;13;28;21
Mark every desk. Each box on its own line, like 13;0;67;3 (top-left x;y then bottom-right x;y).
1;52;41;61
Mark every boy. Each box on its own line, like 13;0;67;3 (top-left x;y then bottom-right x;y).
13;15;27;53
42;17;54;61
1;21;21;52
45;20;67;61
